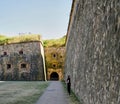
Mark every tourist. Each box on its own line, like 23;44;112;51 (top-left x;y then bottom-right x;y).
67;75;71;95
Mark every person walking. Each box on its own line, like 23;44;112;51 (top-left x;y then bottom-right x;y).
67;75;71;95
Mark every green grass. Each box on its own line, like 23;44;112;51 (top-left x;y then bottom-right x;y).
0;81;49;104
62;81;80;104
0;35;8;45
43;36;66;47
0;34;66;47
0;34;41;45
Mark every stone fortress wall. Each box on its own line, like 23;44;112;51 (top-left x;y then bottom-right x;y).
65;0;120;104
0;41;46;80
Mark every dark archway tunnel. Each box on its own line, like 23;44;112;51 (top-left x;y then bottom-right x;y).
50;72;59;80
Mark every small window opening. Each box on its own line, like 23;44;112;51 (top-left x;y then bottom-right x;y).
7;64;11;69
53;63;57;68
52;53;57;59
19;50;23;54
53;54;56;58
21;64;26;68
3;52;7;55
53;64;56;68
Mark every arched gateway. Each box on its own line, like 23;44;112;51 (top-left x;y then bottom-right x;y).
50;72;59;80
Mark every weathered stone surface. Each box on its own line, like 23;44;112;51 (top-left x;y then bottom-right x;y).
0;42;46;81
45;47;65;80
65;0;120;104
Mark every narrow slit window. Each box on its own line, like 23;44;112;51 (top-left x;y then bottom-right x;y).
53;54;56;57
53;64;56;68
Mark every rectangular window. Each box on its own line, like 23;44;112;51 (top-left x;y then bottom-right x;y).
21;64;26;68
4;52;7;55
7;64;11;69
19;50;23;54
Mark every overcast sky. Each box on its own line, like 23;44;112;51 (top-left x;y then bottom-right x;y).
0;0;72;39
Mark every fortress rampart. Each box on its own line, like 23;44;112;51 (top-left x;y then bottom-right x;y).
65;0;120;103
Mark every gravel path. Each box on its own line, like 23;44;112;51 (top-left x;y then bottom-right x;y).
35;81;70;104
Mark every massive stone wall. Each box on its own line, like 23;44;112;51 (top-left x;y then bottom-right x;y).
0;41;46;80
65;0;120;104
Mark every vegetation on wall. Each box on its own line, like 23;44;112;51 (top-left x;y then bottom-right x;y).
0;35;8;45
0;34;66;47
0;34;41;45
43;36;66;47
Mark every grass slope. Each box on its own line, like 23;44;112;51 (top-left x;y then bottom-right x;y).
0;35;8;45
0;81;49;104
43;36;66;47
0;34;41;45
